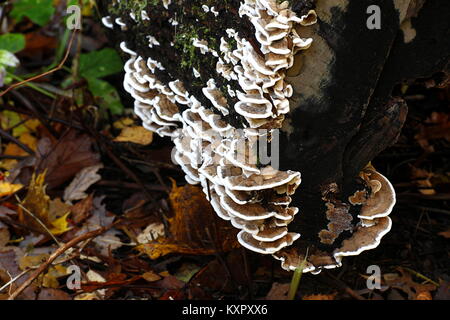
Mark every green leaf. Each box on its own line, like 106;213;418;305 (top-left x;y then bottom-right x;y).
0;34;26;53
11;0;55;26
79;48;123;79
87;77;124;115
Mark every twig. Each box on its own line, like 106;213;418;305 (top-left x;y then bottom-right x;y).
7;226;109;300
0;128;35;155
10;90;59;138
0;30;78;97
0;269;31;294
402;267;439;286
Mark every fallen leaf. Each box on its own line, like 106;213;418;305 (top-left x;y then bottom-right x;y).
18;171;51;232
383;268;437;300
35;130;100;189
49;212;72;235
70;193;94;225
435;280;450;300
112;117;134;129
142;271;162;282
0;221;10;247
438;228;450;239
174;263;201;283
0;248;37;299
37;288;70;300
114;126;153;145
63;164;103;203
0;132;37;170
137;181;239;259
265;282;290;300
302;293;337;300
75;196;121;256
18;172;72;235
0;180;23;197
415;291;432;300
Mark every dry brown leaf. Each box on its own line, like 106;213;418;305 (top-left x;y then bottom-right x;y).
63;164;103;202
36;130;100;189
142;271;162;282
0;222;10;247
0;248;37;299
70;193;94;225
114;126;153;145
37;288;71;300
383;268;437;300
302;293;337;300
438;228;450;239
137;181;239;259
415;291;432;300
265;282;290;300
75;196;121;256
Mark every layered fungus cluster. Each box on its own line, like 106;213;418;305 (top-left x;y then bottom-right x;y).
102;0;396;273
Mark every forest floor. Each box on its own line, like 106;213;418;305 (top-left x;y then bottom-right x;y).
0;2;448;300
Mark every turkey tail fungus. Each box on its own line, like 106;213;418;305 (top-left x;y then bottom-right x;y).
100;0;450;273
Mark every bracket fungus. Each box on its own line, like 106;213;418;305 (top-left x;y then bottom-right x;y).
102;0;396;274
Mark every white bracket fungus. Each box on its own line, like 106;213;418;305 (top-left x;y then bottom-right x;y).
107;0;396;274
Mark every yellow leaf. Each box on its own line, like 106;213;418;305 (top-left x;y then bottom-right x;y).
43;265;67;288
50;212;72;235
302;293;337;300
113;117;134;129
114;126;153;145
142;271;162;282
19;171;51;232
0;132;37;170
137;243;216;260
0;180;23;197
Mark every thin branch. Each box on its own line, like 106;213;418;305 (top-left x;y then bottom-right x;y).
0;128;35;155
0;30;78;97
7;226;109;300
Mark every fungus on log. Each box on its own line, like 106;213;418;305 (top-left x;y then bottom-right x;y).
99;0;450;273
